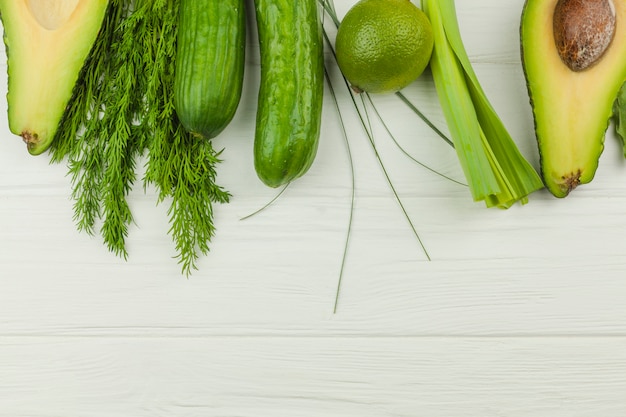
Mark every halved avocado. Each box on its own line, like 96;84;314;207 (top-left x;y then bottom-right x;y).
521;0;626;197
0;0;108;155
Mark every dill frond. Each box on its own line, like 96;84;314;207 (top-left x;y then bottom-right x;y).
49;0;229;273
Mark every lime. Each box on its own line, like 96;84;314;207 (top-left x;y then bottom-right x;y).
335;0;434;94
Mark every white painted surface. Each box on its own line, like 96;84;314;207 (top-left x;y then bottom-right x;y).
1;1;625;416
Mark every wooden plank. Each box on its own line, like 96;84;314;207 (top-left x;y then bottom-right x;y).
1;224;625;336
0;2;625;416
0;336;624;417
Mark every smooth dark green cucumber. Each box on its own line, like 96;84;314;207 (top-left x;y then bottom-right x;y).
253;0;324;187
174;0;246;139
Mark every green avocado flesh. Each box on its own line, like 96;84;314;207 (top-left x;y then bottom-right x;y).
0;0;108;155
521;0;626;197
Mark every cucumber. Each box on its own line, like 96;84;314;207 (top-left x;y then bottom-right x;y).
174;0;246;139
253;0;324;187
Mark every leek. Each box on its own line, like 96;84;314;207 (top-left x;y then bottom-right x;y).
422;0;544;208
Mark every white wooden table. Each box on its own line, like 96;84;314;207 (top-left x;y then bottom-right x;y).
1;1;625;416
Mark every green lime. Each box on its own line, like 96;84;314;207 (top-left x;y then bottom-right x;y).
335;0;434;94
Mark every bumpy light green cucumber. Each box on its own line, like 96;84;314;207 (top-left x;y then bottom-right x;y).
174;0;246;139
253;0;324;187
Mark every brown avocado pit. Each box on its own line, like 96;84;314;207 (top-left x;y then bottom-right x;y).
553;0;616;71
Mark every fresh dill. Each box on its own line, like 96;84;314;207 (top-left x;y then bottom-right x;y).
50;0;229;274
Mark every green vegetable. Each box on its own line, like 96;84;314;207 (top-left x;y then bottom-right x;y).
422;0;543;208
613;82;626;157
253;0;324;187
174;0;246;139
0;0;109;155
522;0;626;197
50;0;229;275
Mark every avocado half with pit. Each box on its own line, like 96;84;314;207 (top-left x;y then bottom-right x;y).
521;0;626;197
0;0;108;155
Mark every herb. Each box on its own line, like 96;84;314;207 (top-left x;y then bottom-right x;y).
50;0;229;274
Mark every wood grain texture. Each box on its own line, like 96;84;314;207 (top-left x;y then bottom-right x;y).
1;0;625;415
1;337;625;417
